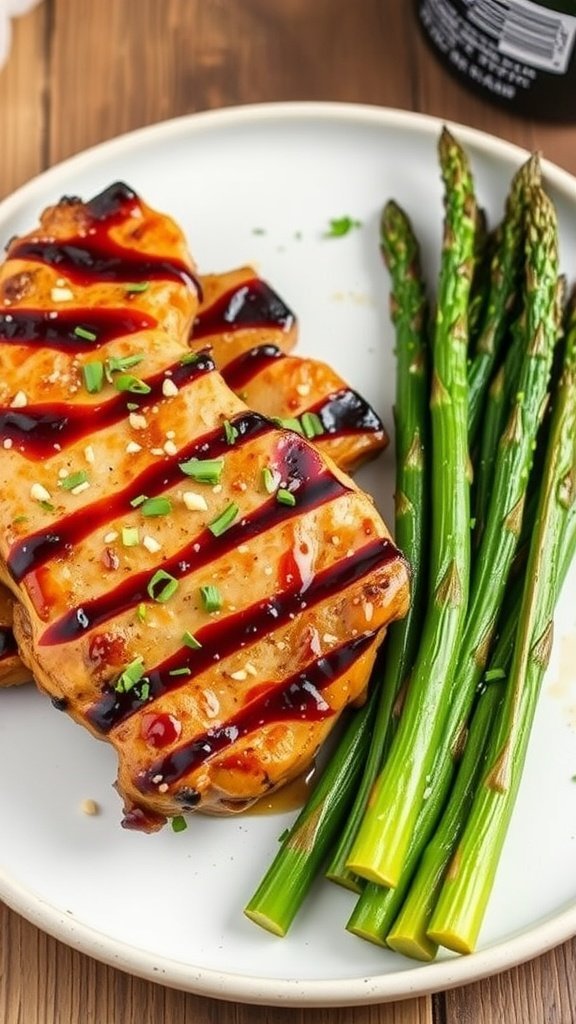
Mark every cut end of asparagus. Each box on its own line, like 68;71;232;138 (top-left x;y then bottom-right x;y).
386;929;438;962
324;866;363;894
426;925;474;956
345;856;398;889
243;907;286;938
345;921;389;948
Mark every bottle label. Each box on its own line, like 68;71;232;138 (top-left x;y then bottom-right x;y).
420;0;576;101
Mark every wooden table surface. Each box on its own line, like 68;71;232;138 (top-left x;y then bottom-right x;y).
0;2;575;1022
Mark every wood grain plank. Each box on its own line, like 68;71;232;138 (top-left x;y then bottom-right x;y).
444;940;576;1024
47;0;418;166
0;1;47;199
1;901;433;1024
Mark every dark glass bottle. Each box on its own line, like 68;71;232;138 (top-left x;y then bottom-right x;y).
416;0;576;121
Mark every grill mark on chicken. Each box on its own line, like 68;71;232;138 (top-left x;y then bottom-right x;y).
8;182;201;296
222;344;385;439
0;625;17;660
137;631;376;793
87;536;396;733
193;277;294;340
0;307;156;352
7;406;270;582
0;352;216;464
40;448;349;646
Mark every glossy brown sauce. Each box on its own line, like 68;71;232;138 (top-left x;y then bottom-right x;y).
193;278;294;340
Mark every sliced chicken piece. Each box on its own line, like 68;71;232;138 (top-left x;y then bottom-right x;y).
0;588;27;686
0;184;409;831
192;268;388;472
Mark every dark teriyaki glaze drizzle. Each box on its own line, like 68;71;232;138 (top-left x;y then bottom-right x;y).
0;352;216;463
0;308;156;353
0;625;17;660
7;404;267;582
136;631;376;793
39;440;350;646
87;537;397;733
221;344;285;391
193;278;294;340
314;389;385;437
220;347;385;439
7;182;201;295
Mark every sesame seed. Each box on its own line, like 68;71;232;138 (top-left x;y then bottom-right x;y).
323;633;338;645
162;378;179;398
158;783;169;793
51;286;73;302
103;530;118;543
80;798;99;816
165;430;176;440
143;535;162;553
71;480;90;495
363;602;374;622
58;468;69;479
126;441;142;454
230;670;247;681
296;383;311;397
276;641;286;651
30;483;52;502
152;774;163;784
331;535;341;546
245;662;257;676
212;484;223;494
150;447;164;456
182;491;208;512
238;545;249;554
10;391;27;408
129;412;147;430
84;445;95;465
264;566;273;576
3;438;13;449
163;440;177;456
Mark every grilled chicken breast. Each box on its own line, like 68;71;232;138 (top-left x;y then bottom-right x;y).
0;588;26;686
0;183;409;828
193;267;388;472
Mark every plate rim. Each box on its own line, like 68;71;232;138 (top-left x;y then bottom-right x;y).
1;100;575;1007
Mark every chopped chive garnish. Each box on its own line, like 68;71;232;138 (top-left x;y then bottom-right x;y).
274;416;304;435
252;227;266;236
261;466;277;494
276;488;296;507
114;373;151;395
485;667;506;682
130;494;148;508
140;496;172;517
208;502;239;537
126;402;139;411
137;602;147;622
73;325;98;342
58;470;89;491
147;569;179;603
82;361;104;394
12;514;28;524
171;815;188;832
200;584;223;613
180;351;201;365
39;500;55;513
179;457;224;484
223;420;238;445
182;630;202;649
278;827;291;843
323;215;362;238
138;681;151;700
114;656;145;693
301;411;324;439
169;667;191;677
107;353;145;373
125;282;149;294
122;526;140;547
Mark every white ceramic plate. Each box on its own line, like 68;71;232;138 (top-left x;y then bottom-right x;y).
1;103;575;1007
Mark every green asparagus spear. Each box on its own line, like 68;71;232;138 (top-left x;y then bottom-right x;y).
243;686;379;936
347;127;475;888
326;201;430;890
468;154;541;445
428;285;576;955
